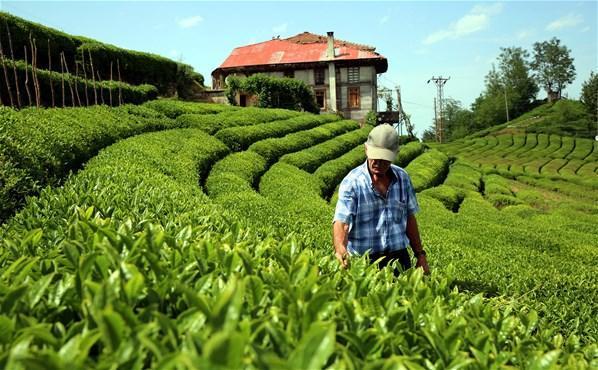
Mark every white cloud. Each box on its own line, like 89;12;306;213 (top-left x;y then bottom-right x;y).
423;2;503;45
380;15;390;25
581;26;590;33
471;3;503;16
517;29;533;40
546;13;583;31
272;23;288;34
177;15;203;29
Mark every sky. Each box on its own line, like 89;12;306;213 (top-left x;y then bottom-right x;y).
1;1;596;136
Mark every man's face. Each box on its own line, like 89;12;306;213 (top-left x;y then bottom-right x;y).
367;158;391;176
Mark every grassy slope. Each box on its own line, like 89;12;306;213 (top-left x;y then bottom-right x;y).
465;99;594;139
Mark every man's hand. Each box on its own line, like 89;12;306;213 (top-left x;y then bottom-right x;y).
333;221;350;269
416;255;430;275
335;247;350;269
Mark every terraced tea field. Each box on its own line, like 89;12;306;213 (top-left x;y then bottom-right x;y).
0;101;596;368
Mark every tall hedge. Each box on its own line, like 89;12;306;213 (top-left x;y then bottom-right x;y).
0;11;202;96
0;59;157;107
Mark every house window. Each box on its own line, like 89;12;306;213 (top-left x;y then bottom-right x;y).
348;87;360;109
314;69;325;85
284;70;294;78
315;90;326;110
348;67;360;83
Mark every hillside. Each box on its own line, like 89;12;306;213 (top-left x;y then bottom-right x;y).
463;99;595;139
0;100;597;368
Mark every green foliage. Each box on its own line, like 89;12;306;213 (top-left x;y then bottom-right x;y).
216;114;339;151
314;145;366;199
580;71;598;120
365;110;377;126
497;47;539;116
0;104;177;222
0;59;158;107
0;11;202;96
420;185;464;211
225;74;319;113
464;100;594;139
531;37;576;101
405;149;450;192
143;99;237;119
395;141;426;168
280;125;372;172
0;101;597;368
175;107;300;134
249;119;359;165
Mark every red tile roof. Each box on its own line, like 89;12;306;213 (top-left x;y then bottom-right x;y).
214;32;387;74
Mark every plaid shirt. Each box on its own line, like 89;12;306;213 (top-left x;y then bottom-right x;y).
333;161;420;255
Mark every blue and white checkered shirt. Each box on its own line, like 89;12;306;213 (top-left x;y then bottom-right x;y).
333;161;420;256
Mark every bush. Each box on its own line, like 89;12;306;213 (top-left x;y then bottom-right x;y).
175;107;301;134
216;114;339;151
206;152;267;198
226;74;319;113
0;104;176;222
143;99;236;119
405;149;450;192
314;145;366;198
249;120;359;165
420;185;464;211
394;141;425;168
280;126;372;173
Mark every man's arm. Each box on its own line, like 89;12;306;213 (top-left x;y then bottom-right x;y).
333;221;350;268
406;214;430;274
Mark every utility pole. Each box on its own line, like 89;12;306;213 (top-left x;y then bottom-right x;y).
396;86;403;136
427;76;450;143
503;80;510;122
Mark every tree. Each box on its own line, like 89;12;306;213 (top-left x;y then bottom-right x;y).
422;125;436;142
443;98;475;141
498;47;538;116
580;71;598;121
531;38;576;101
471;65;509;129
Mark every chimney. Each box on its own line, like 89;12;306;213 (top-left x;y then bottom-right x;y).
327;31;335;60
326;31;337;113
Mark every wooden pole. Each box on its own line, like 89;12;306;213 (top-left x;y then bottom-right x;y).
61;52;75;107
88;50;97;105
29;35;40;108
5;20;21;108
59;51;65;107
0;37;15;107
109;60;113;106
48;39;55;107
24;46;32;106
97;70;105;105
81;49;89;106
117;59;122;105
74;60;82;107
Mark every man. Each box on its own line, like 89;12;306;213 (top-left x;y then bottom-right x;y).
332;124;429;274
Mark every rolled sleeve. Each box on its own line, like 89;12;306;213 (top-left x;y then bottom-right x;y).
333;178;357;225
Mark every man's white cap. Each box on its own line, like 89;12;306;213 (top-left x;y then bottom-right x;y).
365;124;399;162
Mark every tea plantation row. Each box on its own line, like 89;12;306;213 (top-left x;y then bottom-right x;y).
0;101;596;368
